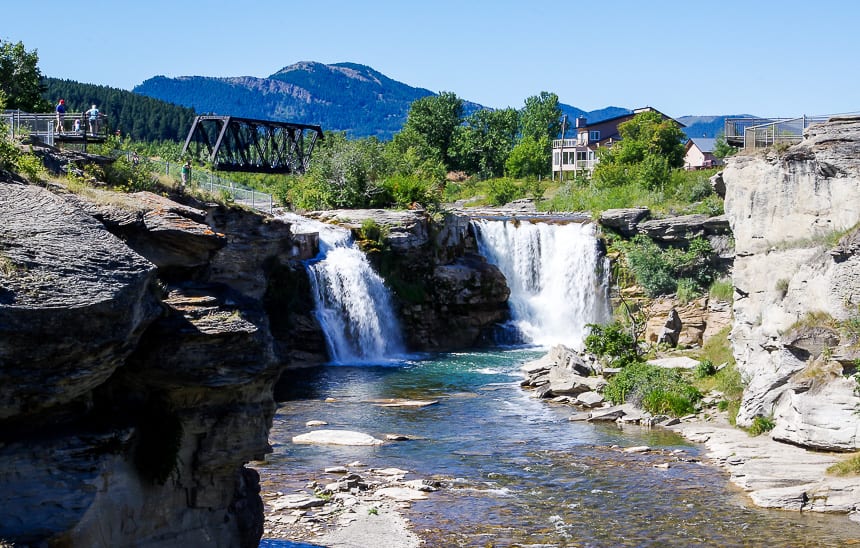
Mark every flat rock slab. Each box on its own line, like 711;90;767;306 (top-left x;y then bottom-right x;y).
375;487;429;501
671;419;860;514
647;356;700;369
270;494;326;511
292;430;384;446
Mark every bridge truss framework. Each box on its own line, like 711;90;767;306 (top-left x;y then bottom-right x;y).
181;115;324;174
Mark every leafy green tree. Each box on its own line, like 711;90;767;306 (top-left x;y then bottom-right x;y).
299;132;389;209
401;91;463;170
384;126;446;184
593;110;686;189
713;132;737;159
519;91;562;144
505;135;550;178
451;107;519;178
0;40;49;111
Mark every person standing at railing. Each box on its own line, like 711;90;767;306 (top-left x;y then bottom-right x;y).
55;99;66;133
86;104;99;135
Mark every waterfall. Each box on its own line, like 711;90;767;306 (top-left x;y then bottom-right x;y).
282;213;405;364
472;219;611;349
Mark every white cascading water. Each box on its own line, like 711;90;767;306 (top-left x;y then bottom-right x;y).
472;219;611;349
281;213;404;364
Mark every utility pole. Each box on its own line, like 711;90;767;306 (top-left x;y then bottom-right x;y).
557;114;568;182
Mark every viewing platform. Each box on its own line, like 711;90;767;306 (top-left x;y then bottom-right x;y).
723;114;856;149
3;109;110;149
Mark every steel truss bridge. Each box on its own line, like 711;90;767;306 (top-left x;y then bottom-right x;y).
181;115;323;174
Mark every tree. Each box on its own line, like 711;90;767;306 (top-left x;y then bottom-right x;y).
615;110;686;168
401;91;463;171
713;132;737;159
451;107;519;178
0;40;49;112
519;91;562;144
505;135;550;178
593;110;686;189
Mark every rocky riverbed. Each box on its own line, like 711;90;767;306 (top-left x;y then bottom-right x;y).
520;345;860;522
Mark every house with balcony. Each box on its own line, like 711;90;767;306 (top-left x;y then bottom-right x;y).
551;107;682;179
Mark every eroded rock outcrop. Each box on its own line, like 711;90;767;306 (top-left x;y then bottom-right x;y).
0;176;304;546
723;115;860;450
0;182;160;422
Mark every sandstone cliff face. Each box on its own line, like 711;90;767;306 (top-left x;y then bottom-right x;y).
723;116;860;450
0;178;302;546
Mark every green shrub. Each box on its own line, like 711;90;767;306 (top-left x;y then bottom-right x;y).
621;235;716;298
485;177;524;206
748;415;775;436
695;359;717;379
676;277;700;304
584;322;639;367
622;236;676;296
603;362;701;417
381;174;440;209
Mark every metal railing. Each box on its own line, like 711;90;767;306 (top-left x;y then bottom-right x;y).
3;109;109;145
143;155;273;213
725;113;860;149
742;115;830;150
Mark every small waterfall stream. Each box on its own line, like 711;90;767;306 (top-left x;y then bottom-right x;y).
472;218;611;348
282;213;404;364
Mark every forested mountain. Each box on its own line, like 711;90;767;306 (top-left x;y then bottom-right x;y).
134;62;440;139
41;78;196;141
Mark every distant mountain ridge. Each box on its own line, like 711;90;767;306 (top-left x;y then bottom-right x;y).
134;62;439;139
133;62;666;139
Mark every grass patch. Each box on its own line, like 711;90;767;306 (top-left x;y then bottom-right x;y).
691;325;744;424
827;453;860;476
0;254;18;276
708;278;733;302
538;168;722;217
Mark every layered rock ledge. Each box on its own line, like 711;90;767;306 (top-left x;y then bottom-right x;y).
722;115;860;449
0;173;306;546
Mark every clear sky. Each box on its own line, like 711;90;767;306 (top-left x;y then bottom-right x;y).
4;0;858;118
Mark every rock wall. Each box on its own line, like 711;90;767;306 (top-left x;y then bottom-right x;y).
722;115;860;450
0;178;305;546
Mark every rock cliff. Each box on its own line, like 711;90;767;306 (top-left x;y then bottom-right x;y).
0;176;304;546
722;115;860;450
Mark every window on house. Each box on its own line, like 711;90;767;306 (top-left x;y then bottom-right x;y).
589;130;600;141
553;151;560;166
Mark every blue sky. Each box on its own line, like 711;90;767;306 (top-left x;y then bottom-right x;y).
4;0;857;118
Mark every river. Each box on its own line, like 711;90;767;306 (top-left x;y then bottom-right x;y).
256;349;860;547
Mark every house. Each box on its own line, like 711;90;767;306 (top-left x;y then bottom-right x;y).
683;138;722;170
551;107;683;179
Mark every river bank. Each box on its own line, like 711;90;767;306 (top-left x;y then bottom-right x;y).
520;345;860;522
